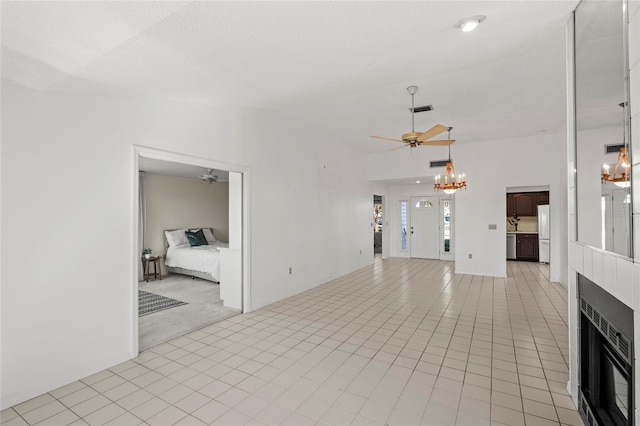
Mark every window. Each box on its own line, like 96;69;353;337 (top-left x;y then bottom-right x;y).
443;200;451;252
400;201;408;251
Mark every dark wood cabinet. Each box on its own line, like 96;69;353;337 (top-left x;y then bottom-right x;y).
506;191;550;216
506;194;515;217
514;193;537;216
537;192;550;205
516;234;539;261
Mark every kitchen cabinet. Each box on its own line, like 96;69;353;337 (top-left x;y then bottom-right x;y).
514;193;537;216
537;192;550;205
516;233;539;261
506;191;550;216
506;194;515;217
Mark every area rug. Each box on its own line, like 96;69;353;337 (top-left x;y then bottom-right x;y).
139;290;187;317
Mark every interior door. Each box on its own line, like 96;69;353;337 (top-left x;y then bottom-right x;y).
410;197;440;259
611;189;630;254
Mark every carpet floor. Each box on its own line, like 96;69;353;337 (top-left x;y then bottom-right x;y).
138;274;241;351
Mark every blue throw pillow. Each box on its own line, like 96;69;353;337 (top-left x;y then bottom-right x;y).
185;229;208;247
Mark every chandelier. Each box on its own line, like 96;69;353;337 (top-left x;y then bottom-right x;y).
434;128;466;194
601;147;630;187
601;102;630;188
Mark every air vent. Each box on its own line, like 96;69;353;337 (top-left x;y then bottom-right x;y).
608;324;618;341
430;160;449;168
581;298;632;365
619;337;630;358
605;144;625;154
410;105;433;113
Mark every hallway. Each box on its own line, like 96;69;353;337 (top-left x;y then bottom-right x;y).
2;259;581;425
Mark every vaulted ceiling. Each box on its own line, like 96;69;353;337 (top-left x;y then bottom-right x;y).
1;1;579;153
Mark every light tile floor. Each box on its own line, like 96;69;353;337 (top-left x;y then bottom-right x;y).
2;259;583;426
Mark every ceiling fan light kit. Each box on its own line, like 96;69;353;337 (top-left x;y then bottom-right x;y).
200;168;219;183
370;86;455;149
371;86;467;194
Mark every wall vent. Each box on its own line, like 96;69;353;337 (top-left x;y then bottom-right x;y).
430;160;449;168
580;297;632;363
605;144;625;154
410;105;433;113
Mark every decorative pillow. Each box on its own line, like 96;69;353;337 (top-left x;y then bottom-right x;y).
185;229;208;247
165;229;189;247
202;228;216;243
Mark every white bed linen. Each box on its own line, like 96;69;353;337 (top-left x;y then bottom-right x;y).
165;242;229;279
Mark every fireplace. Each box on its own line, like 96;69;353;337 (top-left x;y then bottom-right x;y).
579;274;634;426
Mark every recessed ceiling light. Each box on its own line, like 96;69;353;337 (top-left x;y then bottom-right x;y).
416;180;421;184
455;15;486;32
461;20;479;32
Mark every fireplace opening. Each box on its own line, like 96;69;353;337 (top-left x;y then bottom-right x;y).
578;274;634;426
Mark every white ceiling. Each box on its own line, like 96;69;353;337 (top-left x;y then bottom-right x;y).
139;157;229;182
1;1;579;153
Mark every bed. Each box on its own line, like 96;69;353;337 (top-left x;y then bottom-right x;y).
164;228;228;283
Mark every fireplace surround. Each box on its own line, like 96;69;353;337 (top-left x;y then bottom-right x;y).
579;274;634;426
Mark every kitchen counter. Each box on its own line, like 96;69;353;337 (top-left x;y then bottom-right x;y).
507;231;538;234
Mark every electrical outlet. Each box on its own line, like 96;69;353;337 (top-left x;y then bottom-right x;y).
488;224;497;230
468;253;473;259
289;267;292;274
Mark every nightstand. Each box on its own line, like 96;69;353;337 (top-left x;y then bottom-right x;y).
142;256;162;282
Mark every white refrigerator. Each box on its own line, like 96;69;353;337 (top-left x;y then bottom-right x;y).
538;205;550;264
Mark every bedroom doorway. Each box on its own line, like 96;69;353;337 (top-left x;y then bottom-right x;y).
133;147;249;352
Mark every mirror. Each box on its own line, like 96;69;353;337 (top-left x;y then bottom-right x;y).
575;0;631;256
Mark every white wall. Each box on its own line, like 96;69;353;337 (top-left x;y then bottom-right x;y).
567;2;640;420
143;172;229;275
369;132;569;283
455;133;567;282
0;82;381;409
242;109;388;306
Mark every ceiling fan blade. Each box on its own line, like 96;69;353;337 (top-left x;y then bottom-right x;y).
370;135;405;143
388;145;408;151
419;139;456;146
417;124;448;142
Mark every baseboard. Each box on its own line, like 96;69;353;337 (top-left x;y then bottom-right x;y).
454;269;507;279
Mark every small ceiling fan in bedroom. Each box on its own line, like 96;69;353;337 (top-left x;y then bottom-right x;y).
370;86;455;150
200;169;219;183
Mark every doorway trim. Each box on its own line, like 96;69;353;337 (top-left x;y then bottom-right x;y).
131;146;251;357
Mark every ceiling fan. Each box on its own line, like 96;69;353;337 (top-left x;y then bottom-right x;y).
370;86;455;149
200;169;219;183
